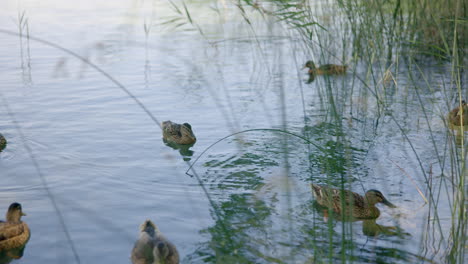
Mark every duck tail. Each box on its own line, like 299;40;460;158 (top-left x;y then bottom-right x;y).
154;241;170;259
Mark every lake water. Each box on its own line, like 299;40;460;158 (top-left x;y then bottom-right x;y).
0;0;466;263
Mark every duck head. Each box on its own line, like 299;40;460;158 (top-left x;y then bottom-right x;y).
139;219;158;237
6;202;26;223
162;121;196;145
365;190;396;208
304;60;317;70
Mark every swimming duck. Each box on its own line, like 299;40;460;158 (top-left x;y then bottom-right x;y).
131;219;179;264
162;121;196;145
0;203;30;251
448;100;468;127
311;184;396;219
304;60;347;77
0;134;6;152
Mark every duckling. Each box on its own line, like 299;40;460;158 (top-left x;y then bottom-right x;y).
0;203;30;251
448;100;468;127
131;220;179;264
162;121;196;145
304;60;347;77
0;133;6;152
311;184;396;219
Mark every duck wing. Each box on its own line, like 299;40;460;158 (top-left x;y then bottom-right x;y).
319;64;347;74
312;185;365;209
0;223;27;240
0;223;30;251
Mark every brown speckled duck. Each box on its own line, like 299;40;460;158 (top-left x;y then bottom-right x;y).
304;60;347;76
311;184;396;219
0;203;30;252
162;121;196;145
448;100;468;127
0;134;6;152
131;220;179;264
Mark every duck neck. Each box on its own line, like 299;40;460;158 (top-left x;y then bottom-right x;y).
6;212;20;223
363;196;381;218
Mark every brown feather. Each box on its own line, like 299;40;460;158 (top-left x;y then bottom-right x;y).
310;184;393;219
448;102;468;126
0;223;30;250
162;121;196;145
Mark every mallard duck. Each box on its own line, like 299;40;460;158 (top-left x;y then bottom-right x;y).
448;100;468;127
311;184;396;219
131;219;179;264
0;203;30;251
0;134;6;152
162;121;196;145
304;60;347;76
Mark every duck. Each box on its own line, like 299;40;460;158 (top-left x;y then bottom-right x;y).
304;60;347;77
310;184;396;219
0;203;30;252
448;100;468;127
162;121;196;145
131;219;179;264
0;134;6;152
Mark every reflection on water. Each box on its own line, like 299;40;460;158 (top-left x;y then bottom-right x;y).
0;245;28;264
449;127;467;146
362;219;409;238
162;139;195;161
311;200;409;238
187;192;275;263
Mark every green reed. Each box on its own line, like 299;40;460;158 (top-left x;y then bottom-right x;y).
231;0;466;262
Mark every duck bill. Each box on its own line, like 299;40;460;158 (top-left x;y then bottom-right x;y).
382;198;396;208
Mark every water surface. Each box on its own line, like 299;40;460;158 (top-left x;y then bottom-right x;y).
0;0;465;263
